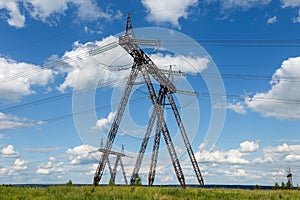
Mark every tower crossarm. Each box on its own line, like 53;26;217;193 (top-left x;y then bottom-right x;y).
96;148;128;157
93;65;139;186
159;69;185;76
119;36;176;93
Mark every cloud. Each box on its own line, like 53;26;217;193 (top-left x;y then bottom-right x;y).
281;0;300;23
195;141;258;164
285;154;300;162
0;0;25;28
57;36;209;92
245;57;300;119
254;143;300;163
281;0;300;8
36;158;64;175
24;0;68;23
1;0;120;28
0;57;54;102
66;145;98;165
205;0;271;10
0;112;45;131
239;141;259;153
0;158;27;177
215;101;246;114
223;168;247;177
23;147;66;153
24;0;115;24
293;10;300;23
92;112;115;131
150;53;209;73
13;158;27;170
56;36;131;92
0;144;19;157
267;16;277;24
141;0;198;27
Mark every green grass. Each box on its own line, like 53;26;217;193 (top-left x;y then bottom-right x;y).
0;185;299;200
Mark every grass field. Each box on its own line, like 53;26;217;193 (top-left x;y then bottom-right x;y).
0;185;299;200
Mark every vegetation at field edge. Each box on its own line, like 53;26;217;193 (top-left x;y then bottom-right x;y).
1;185;300;200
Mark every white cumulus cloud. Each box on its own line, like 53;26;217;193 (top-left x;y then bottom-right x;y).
0;112;45;131
0;144;19;157
0;0;120;27
293;10;300;23
0;57;54;102
267;16;277;24
215;101;246;114
239;141;259;153
150;53;209;74
205;0;271;10
141;0;198;27
195;140;259;164
36;158;64;175
66;144;98;165
281;0;300;8
56;36;131;92
13;158;27;170
254;143;300;163
24;0;68;23
92;112;115;131
57;36;210;93
245;56;300;119
0;0;25;28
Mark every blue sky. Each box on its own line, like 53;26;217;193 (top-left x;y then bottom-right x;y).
1;0;300;186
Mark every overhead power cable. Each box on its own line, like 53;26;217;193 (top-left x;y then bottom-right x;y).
1;74;300;117
0;41;118;85
160;39;300;47
0;96;148;133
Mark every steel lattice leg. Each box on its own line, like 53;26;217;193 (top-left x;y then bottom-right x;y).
130;109;157;185
141;67;185;188
167;92;204;187
93;66;140;186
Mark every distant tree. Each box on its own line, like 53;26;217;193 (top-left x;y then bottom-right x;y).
66;180;73;186
132;174;142;186
254;184;261;190
108;178;115;186
281;182;286;190
273;182;280;190
286;180;292;190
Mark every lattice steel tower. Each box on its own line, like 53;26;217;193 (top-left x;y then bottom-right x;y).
93;13;204;188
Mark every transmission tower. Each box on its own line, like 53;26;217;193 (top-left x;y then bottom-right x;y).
91;140;128;185
287;167;293;189
93;13;204;188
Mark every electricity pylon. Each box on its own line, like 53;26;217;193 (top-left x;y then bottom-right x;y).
93;13;204;188
90;140;128;185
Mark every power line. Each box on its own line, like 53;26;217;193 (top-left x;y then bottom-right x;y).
1;77;300;118
0;41;118;85
160;39;300;47
0;77;129;113
0;96;148;133
1;39;300;87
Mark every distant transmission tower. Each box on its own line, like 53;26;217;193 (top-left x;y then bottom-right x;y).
93;13;204;188
287;167;293;189
91;139;128;185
